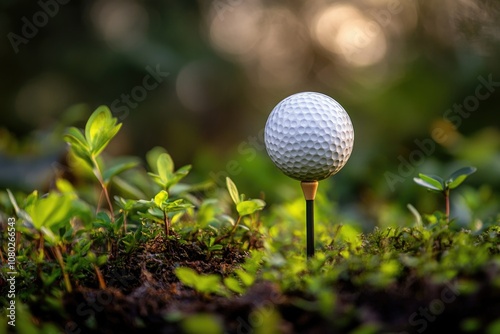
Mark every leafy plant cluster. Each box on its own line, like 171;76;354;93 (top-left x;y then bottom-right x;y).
240;208;500;333
1;106;265;309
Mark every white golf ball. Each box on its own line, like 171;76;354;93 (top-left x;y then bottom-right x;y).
264;92;354;181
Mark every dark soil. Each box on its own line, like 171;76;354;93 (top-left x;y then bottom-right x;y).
24;236;500;333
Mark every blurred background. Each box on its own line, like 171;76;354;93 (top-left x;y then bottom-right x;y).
1;0;499;229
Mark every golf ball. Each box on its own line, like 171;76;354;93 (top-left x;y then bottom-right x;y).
264;92;354;181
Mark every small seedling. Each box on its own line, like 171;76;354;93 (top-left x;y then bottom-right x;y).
64;106;138;218
214;177;265;244
8;189;75;292
413;166;477;222
138;190;192;237
147;149;191;192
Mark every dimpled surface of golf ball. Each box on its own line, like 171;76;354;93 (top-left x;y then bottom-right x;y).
265;92;354;181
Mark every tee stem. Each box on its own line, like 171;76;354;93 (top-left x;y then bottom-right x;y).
301;181;318;258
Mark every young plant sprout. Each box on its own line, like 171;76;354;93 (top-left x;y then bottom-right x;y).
214;177;265;244
64;106;138;220
138;190;193;237
413;166;477;223
264;92;354;257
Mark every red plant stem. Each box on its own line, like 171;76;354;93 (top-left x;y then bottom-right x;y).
101;183;114;220
39;233;44;252
445;189;450;223
92;157;115;222
94;264;107;289
164;211;170;237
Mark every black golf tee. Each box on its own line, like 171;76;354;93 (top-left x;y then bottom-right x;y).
306;199;314;258
301;181;318;258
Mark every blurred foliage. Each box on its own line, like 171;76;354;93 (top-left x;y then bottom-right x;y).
1;0;500;227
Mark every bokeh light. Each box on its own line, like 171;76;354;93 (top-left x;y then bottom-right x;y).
312;3;386;67
207;1;263;58
90;0;149;50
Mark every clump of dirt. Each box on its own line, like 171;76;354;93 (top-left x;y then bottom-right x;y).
60;235;253;333
100;235;247;294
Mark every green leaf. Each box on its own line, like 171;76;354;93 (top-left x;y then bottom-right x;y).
97;255;108;266
208;237;216;247
56;179;77;197
149;152;191;190
26;192;73;230
103;158;140;184
196;274;222;293
154;190;169;208
175;267;225;295
226;177;240;205
242;251;264;274
79;240;92;254
64;127;92;166
112;176;148;200
87;252;97;263
236;199;265;216
446;167;477;189
146;146;168;174
84;106;122;157
417;173;444;191
235;269;255;287
157;153;174;184
426;174;444;185
197;199;219;228
224;277;245;294
413;177;442;192
93;211;113;229
168;164;191;189
64;127;88;148
181;314;223;334
163;200;193;212
175;267;198;287
209;244;223;251
115;196;136;211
